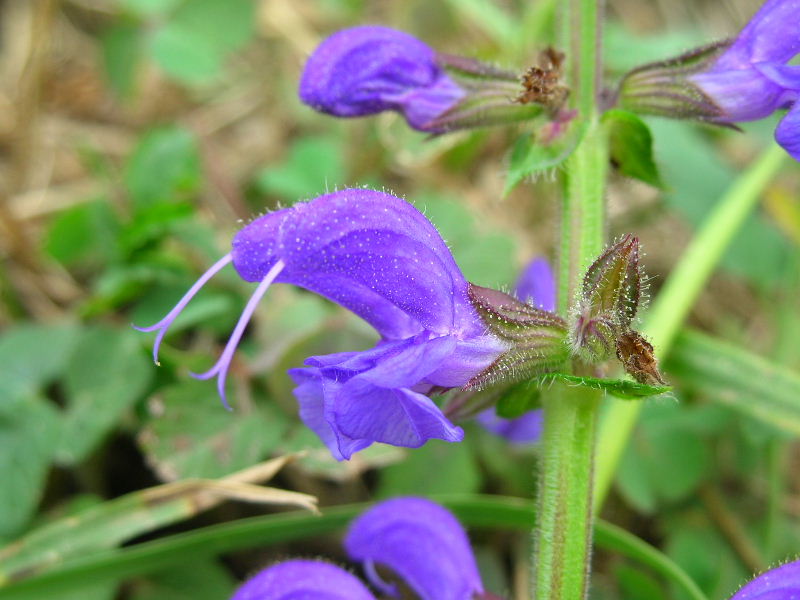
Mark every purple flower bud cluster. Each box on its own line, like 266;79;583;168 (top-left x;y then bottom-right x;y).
230;497;488;600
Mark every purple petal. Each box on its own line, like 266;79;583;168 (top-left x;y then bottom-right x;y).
514;257;556;312
289;336;466;460
344;497;484;600
299;26;465;132
230;560;376;600
776;100;800;161
690;69;787;121
729;559;800;599
715;0;800;68
231;189;478;340
476;408;543;444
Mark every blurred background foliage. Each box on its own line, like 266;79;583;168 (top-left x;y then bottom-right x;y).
1;0;799;599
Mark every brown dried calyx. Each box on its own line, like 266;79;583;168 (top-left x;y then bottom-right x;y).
516;47;569;111
615;329;665;386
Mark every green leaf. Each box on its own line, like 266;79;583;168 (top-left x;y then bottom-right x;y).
616;403;711;513
665;329;800;435
0;496;708;600
377;441;481;497
129;561;234;600
538;372;670;399
615;563;668;600
496;381;541;419
504;121;586;196
665;521;745;599
44;201;119;268
119;0;181;17
56;327;153;464
649;120;789;288
0;324;78;398
101;22;141;99
254;137;346;202
417;194;518;288
137;381;289;479
603;109;663;188
124;127;201;208
0;395;60;540
149;0;254;84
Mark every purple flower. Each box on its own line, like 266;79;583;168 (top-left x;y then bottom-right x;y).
476;408;543;443
475;257;554;444
135;189;506;460
515;257;556;312
619;0;800;160
299;26;466;133
299;26;543;133
230;497;492;600
344;497;485;600
729;559;800;599
230;560;375;600
689;0;800;159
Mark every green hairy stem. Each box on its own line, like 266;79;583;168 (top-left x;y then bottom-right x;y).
532;1;606;598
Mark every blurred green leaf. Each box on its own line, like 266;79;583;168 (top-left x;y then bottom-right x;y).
101;22;141;99
649;120;790;287
44;201;119;268
125;127;201;208
56;327;153;464
617;403;711;513
254;137;346;202
149;0;254;84
496;381;540;419
417;194;518;288
665;520;745;600
130;561;234;600
378;441;481;497
138;380;289;479
0;324;78;398
615;563;668;600
0;395;60;540
603;109;663;188
665;329;800;436
119;0;181;17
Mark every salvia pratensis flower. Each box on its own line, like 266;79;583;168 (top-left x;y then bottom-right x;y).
617;0;800;160
136;189;563;460
729;558;800;599
230;497;499;600
300;25;556;133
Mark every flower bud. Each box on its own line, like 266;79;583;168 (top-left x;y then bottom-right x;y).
571;234;644;362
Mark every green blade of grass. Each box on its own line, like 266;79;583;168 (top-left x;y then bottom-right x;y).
0;495;707;600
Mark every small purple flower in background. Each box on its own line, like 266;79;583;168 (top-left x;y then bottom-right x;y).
617;0;800;160
230;497;498;600
476;408;543;444
299;25;547;134
729;558;800;599
300;26;466;133
230;560;375;600
136;189;508;460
